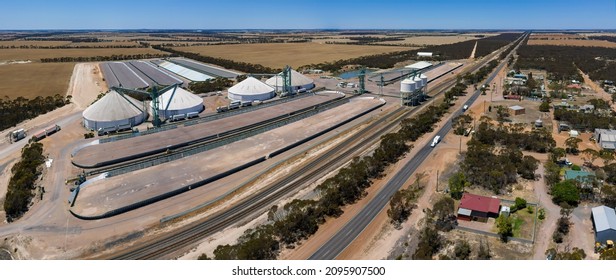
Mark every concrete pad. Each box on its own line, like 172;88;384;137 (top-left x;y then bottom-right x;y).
72;91;342;168
71;97;384;218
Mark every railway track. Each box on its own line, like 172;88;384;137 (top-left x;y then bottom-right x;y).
103;58;487;259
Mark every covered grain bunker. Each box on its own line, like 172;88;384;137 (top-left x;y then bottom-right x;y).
265;69;315;93
153;86;204;119
227;77;275;102
82;90;147;131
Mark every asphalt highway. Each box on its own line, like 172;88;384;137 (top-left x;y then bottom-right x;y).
308;33;528;260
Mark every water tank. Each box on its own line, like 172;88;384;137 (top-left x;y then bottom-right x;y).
420;74;428;87
414;76;423;88
400;78;416;93
535;119;543;127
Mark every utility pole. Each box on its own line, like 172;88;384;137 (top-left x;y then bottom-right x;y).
459;136;462;154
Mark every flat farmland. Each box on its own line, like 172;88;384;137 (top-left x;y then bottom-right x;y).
0;40;71;47
527;39;616;48
378;34;498;46
529;33;585;40
0;48;167;62
0;62;74;99
173;43;413;68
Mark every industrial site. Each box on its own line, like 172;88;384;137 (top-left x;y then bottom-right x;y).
1;21;616;263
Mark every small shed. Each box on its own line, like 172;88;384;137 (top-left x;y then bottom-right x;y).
569;130;579;137
417;52;433;57
508;105;525;116
592;206;616;244
500;206;511;217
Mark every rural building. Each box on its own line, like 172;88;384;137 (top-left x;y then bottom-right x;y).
569;130;579;137
266;69;315;93
417;52;433;57
594;129;616;150
564;169;594;188
405;61;432;71
82;90;147;131
592;206;616;245
227;77;275;102
579;104;595;113
457;193;501;222
513;73;527;80
152;85;204;119
505;77;526;86
508;105;525;116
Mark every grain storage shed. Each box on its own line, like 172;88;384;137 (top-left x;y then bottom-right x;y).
153;86;204;119
227;77;275;102
82;90;146;131
265;69;315;93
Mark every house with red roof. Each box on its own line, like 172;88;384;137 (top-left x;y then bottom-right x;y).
457;193;501;222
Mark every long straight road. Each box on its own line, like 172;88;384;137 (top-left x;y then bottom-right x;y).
309;33;528;260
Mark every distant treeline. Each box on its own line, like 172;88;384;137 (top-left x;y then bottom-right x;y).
0;94;71;132
24;37;103;42
153;45;279;74
40;53;172;63
4;142;46;221
0;45;143;49
188;77;233;93
515;43;616;81
414;33;522;61
590;36;616;43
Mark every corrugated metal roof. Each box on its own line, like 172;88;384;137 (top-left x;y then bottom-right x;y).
459;193;500;214
158;61;213;81
405;61;432;70
564;169;593;181
509;105;525;110
457;208;472;216
592;206;616;232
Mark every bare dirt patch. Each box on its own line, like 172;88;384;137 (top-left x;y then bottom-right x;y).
173;43;412;69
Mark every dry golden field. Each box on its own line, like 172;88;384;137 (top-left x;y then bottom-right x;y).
377;34;496;46
173;43;413;68
527;39;616;48
529;33;585;40
0;47;166;61
0;63;75;99
0;41;72;47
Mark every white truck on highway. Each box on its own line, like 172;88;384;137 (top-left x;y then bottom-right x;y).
430;135;441;147
10;128;26;143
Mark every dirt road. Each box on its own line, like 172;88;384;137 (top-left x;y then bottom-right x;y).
531;164;559;259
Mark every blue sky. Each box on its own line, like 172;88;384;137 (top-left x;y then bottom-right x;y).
1;0;615;30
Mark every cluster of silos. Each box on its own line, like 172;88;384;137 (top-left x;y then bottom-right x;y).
400;74;428;93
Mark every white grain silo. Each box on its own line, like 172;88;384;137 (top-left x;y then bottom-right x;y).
153;86;204;119
414;76;423;88
82;90;146;131
265;69;315;93
400;78;417;93
228;77;276;102
420;74;428;86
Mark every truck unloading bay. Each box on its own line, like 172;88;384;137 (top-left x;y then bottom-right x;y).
71;97;385;218
71;92;342;168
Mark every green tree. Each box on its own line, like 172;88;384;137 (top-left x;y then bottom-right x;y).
551;180;580;206
454;240;472;260
448;172;469;200
512;197;527;212
581;148;599;167
549;147;566;163
539;101;550;112
495;105;509;122
600;248;616;260
496;215;513;242
565;137;582;155
477;239;491;260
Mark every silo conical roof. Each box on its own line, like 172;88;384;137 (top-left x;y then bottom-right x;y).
83;90;144;122
153;86;204;111
228;77;275;95
265;69;314;87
